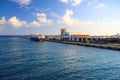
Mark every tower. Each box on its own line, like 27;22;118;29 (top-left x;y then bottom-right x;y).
61;28;67;35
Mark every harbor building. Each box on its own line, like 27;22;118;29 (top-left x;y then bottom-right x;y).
61;28;67;35
54;29;108;43
51;29;120;44
61;32;90;42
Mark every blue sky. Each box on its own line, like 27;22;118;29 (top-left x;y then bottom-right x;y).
0;0;120;35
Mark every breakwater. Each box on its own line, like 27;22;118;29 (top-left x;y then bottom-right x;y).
48;40;120;51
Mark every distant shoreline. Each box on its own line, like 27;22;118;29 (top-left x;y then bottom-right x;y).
48;40;120;51
0;35;29;37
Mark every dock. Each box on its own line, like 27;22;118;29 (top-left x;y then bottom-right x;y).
21;35;120;51
48;40;120;51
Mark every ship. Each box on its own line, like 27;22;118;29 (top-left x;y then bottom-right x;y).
30;33;45;41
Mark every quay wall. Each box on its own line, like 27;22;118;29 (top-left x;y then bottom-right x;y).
48;40;120;51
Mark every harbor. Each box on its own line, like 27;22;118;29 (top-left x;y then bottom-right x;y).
23;28;120;51
1;0;120;80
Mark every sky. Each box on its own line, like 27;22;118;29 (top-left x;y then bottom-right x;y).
0;0;120;35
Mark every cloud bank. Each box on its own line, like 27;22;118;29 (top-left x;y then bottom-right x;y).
0;13;52;28
0;17;6;30
58;9;120;27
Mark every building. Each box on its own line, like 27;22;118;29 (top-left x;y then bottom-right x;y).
54;29;120;43
61;28;67;36
61;32;90;42
60;31;107;43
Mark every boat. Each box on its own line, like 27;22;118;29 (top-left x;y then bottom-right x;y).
30;33;45;41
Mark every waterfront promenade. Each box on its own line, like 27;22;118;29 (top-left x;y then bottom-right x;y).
48;40;120;51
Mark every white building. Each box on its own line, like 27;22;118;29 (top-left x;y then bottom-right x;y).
61;32;90;42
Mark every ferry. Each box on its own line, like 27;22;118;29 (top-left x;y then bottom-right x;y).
30;33;45;41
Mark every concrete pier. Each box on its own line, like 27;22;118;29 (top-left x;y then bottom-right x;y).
48;40;120;51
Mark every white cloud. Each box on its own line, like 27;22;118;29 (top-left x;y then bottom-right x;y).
8;16;27;27
59;0;83;6
30;21;40;27
36;13;52;24
59;0;69;3
0;17;6;26
71;0;83;6
2;13;52;28
86;0;106;9
11;0;31;6
58;9;120;27
58;9;80;25
96;3;106;8
65;9;73;16
0;17;6;30
28;13;52;27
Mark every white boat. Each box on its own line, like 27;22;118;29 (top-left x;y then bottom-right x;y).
30;33;45;41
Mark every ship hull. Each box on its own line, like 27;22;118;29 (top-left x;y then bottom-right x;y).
30;37;45;42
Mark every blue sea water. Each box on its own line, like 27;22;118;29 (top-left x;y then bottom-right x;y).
0;36;120;80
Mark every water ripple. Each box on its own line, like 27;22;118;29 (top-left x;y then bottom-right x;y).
0;37;120;80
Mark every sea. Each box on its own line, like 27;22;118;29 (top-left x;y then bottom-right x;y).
0;36;120;80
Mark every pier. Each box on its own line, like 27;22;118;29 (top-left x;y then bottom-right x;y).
21;36;120;51
48;40;120;51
